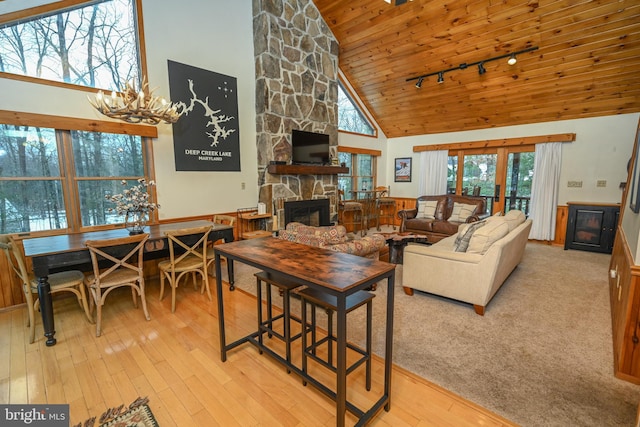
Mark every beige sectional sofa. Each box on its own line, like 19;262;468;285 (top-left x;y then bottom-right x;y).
402;210;532;315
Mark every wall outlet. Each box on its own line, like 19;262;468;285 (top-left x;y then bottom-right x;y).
241;182;246;190
567;180;583;188
596;180;607;187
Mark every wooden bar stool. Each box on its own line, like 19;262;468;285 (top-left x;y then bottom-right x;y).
375;186;396;231
297;287;374;391
338;189;365;236
255;271;304;370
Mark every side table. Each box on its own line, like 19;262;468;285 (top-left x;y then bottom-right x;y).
381;233;429;264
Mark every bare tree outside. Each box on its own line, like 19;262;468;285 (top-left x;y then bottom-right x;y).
0;0;148;234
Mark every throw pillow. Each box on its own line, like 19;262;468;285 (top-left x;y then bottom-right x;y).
417;200;438;219
454;220;486;252
466;219;509;254
450;202;478;222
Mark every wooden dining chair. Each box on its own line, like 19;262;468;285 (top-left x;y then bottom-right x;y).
206;215;236;277
84;233;150;337
0;234;92;343
158;225;212;313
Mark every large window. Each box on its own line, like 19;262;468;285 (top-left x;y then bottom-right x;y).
0;0;141;92
337;80;376;137
0;115;155;235
337;148;380;199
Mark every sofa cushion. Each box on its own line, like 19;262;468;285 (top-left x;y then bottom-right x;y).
417;200;438;219
284;222;347;244
404;218;434;232
503;209;526;232
432;219;460;236
449;202;478;222
454;220;487;252
466;219;509;254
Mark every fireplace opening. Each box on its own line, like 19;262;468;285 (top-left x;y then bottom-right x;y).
284;199;330;227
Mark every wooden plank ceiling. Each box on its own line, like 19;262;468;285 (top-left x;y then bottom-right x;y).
312;0;640;138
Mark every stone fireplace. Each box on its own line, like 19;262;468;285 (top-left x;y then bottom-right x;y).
253;0;340;230
284;199;330;227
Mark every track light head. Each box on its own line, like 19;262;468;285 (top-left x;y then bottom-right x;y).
507;54;517;65
437;72;444;84
415;76;424;88
478;62;486;75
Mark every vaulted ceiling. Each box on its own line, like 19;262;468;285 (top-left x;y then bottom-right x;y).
312;0;640;138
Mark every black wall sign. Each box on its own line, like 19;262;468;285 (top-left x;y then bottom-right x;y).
168;60;240;171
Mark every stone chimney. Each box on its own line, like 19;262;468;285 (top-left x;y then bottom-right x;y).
253;0;340;228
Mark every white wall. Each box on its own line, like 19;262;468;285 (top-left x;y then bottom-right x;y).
0;0;258;220
385;113;640;205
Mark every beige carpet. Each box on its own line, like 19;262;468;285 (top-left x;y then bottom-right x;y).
229;242;640;426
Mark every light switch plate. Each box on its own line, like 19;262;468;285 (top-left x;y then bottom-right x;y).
567;180;583;188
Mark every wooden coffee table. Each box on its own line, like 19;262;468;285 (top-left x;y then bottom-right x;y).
380;232;429;264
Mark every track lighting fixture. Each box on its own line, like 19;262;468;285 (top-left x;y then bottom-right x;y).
406;46;538;86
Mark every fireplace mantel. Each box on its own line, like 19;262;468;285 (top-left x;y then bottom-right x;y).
267;164;349;175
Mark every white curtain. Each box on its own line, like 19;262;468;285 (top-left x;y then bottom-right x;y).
418;150;449;195
529;142;563;240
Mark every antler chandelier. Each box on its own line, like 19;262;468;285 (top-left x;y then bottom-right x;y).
88;78;182;125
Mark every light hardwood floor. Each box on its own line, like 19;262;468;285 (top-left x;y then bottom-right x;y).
0;274;516;426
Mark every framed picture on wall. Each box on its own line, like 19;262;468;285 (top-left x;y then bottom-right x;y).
395;157;412;182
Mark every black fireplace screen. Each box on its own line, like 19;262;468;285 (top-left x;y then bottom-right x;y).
284;199;330;227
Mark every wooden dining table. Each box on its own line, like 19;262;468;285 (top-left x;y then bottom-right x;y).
213;237;396;427
21;220;234;346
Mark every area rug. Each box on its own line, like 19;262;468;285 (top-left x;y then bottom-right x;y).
228;242;640;426
73;396;158;427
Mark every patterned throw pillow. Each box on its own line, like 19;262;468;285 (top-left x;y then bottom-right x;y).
454;220;486;252
449;202;478;222
417;200;438;219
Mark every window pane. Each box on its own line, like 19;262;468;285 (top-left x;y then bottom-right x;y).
0;125;60;177
0;180;67;233
0;0;139;91
337;82;375;136
72;131;143;177
447;155;457;194
79;179;139;227
505;152;534;215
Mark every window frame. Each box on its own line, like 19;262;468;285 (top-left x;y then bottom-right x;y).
0;0;148;97
337;146;381;199
0;109;157;236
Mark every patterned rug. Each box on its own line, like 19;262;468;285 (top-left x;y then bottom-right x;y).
73;397;158;427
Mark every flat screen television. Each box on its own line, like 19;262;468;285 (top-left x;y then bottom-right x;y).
291;129;330;165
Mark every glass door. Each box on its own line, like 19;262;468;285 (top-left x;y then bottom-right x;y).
450;147;534;215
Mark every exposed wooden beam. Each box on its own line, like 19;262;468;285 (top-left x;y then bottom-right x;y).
413;133;576;152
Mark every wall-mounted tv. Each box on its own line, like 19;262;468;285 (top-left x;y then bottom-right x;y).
291;129;330;165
